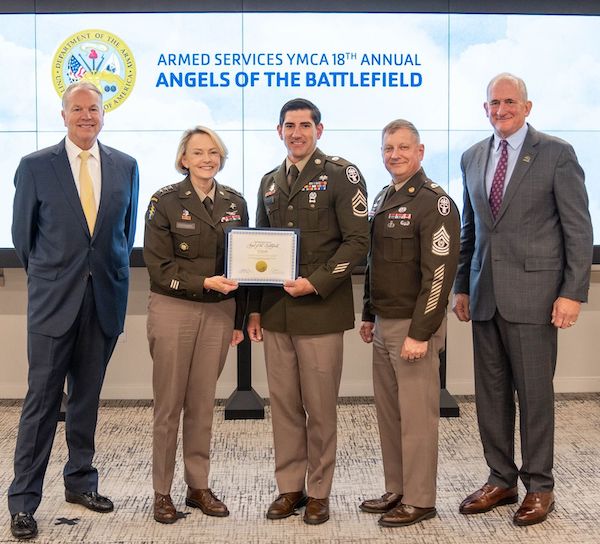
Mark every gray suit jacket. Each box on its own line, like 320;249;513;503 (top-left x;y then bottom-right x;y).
454;124;593;324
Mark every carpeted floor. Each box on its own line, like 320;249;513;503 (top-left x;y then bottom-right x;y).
0;395;598;543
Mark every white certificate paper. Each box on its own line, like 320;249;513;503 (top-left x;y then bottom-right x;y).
225;228;300;285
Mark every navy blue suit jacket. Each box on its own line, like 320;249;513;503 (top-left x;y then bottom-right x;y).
12;138;139;338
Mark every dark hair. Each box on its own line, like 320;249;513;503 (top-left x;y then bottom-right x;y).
279;98;321;126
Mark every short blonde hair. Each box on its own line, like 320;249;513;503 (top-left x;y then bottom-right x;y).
175;126;228;174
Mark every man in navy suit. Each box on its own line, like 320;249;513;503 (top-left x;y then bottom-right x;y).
9;81;139;540
453;73;593;526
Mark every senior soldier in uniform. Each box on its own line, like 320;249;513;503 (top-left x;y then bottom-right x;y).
359;119;460;527
247;98;369;525
144;126;247;524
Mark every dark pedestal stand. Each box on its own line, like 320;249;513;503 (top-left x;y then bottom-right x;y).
440;338;459;417
224;331;265;420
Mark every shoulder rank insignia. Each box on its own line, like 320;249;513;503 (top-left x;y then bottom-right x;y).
432;225;450;256
352;189;368;217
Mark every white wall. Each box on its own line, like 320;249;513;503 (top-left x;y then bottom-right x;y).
1;267;599;399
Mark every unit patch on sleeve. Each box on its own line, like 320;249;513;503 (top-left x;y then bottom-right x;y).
437;196;450;216
346;166;361;184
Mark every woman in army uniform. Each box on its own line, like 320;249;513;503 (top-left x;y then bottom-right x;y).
143;126;248;524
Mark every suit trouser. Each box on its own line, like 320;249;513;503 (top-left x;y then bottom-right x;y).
472;311;557;492
147;293;234;495
8;281;116;515
372;316;442;508
263;330;343;499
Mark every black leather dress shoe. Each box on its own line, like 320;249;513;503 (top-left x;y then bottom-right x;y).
11;512;38;540
65;490;114;513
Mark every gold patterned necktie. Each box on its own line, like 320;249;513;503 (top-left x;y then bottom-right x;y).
79;150;97;234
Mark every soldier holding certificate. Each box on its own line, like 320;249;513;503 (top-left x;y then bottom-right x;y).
248;98;369;525
144;126;248;524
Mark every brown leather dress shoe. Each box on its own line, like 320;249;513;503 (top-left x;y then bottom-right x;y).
266;491;308;520
154;493;177;524
513;491;554;526
459;484;518;514
185;488;229;517
359;492;403;513
379;503;436;527
303;497;329;525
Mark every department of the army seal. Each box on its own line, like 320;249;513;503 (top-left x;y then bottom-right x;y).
52;29;136;112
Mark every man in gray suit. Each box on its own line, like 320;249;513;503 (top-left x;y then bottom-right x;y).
453;73;593;526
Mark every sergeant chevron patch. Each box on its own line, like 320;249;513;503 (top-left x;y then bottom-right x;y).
432;225;450;256
352;189;368;217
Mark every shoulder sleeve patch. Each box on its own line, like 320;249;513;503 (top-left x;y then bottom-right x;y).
437;196;451;216
345;165;361;184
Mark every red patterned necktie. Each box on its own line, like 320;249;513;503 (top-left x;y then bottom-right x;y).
489;139;508;219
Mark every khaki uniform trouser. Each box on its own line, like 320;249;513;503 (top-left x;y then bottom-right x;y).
263;330;343;499
148;293;234;494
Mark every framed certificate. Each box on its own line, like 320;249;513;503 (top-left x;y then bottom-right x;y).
225;227;300;286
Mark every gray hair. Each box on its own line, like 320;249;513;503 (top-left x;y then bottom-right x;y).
381;119;420;144
486;73;529;101
62;81;103;110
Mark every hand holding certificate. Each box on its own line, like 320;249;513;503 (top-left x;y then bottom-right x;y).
225;228;300;285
